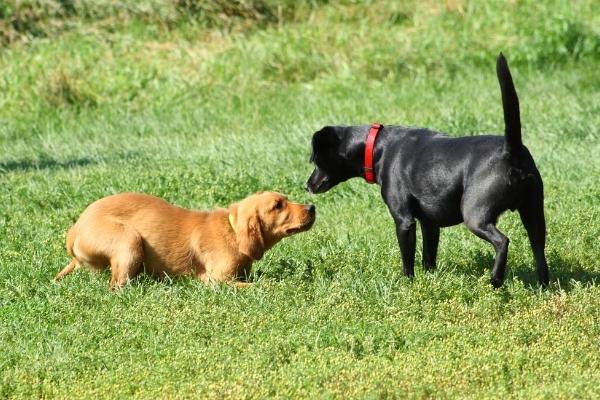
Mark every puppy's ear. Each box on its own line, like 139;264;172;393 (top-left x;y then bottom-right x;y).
229;203;265;260
310;126;340;162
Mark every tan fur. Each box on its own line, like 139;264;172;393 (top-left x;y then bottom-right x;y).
55;192;315;290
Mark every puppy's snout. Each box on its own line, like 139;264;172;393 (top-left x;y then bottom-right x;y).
306;204;316;215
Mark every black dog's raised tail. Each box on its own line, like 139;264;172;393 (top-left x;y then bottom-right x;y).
496;53;522;154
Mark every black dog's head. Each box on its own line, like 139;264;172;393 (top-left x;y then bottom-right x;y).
306;126;365;193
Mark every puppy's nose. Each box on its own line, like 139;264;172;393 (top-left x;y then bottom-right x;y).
306;204;316;215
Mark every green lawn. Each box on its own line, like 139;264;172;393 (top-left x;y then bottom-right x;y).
1;0;600;398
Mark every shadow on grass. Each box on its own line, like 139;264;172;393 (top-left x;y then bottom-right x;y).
440;249;598;292
0;157;95;173
513;251;599;292
467;249;599;292
253;258;319;282
0;151;145;174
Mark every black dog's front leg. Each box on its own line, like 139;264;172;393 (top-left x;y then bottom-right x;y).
421;222;440;271
394;219;416;277
384;189;417;278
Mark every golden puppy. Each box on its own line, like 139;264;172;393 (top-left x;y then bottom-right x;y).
55;192;316;289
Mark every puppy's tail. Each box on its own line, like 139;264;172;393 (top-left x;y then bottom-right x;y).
55;225;79;282
55;258;79;281
496;52;522;154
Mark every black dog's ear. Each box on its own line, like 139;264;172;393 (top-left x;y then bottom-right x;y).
310;126;340;162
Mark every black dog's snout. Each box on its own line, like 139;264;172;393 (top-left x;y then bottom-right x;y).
306;204;316;215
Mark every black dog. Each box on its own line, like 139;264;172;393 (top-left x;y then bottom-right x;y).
306;54;548;288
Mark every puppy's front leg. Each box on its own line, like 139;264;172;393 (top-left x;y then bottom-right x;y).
394;218;417;278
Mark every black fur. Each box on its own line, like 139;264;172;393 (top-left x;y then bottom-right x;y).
306;53;549;288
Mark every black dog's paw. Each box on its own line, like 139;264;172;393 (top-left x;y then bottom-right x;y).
490;277;504;289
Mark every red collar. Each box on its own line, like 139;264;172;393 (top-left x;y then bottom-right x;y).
364;123;383;183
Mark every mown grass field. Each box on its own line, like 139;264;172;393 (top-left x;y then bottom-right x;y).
1;0;599;398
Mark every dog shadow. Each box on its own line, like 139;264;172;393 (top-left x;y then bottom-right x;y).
514;251;599;292
253;258;317;283
465;249;598;292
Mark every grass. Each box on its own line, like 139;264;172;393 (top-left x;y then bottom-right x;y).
1;0;600;398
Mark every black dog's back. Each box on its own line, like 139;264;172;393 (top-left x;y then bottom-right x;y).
381;130;505;226
376;124;540;229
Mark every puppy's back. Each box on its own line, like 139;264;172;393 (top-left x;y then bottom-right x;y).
70;193;210;277
76;192;200;244
78;193;176;222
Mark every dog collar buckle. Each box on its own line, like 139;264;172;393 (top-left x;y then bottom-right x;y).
364;123;383;184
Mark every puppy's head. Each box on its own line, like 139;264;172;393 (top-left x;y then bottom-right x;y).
306;126;363;193
229;192;316;260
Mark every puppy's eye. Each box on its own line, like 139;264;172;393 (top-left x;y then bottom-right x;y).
273;200;284;210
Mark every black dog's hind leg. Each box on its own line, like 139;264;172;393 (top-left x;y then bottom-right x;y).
394;218;417;277
464;219;509;288
421;222;440;271
518;189;549;287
